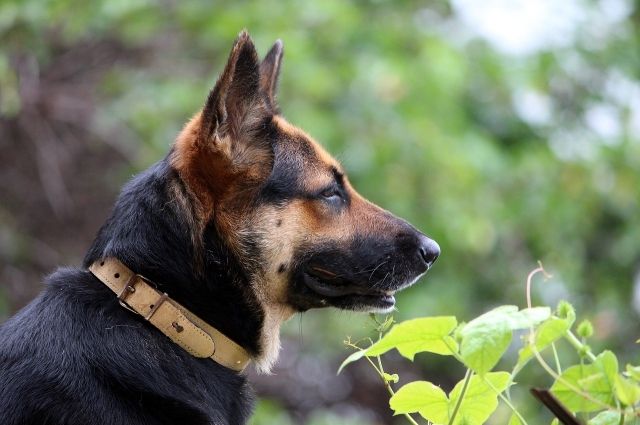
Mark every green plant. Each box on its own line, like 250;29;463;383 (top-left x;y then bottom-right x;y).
339;265;640;425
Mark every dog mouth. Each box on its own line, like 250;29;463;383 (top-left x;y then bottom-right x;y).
301;266;399;311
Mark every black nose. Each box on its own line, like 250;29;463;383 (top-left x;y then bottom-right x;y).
418;235;440;268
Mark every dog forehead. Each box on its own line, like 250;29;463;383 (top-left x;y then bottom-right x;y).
271;116;340;178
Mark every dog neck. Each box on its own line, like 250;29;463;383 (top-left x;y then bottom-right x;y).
83;160;286;373
88;256;251;371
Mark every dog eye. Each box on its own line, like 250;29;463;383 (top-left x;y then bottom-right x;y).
319;187;342;202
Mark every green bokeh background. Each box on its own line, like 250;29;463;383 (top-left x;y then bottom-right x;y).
1;0;639;423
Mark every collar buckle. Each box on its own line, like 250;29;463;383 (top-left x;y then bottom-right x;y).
116;273;153;314
144;292;169;320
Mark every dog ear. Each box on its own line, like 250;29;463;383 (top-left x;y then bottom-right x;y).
260;40;284;110
200;30;265;144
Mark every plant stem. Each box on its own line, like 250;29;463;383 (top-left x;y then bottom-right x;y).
531;345;616;411
551;342;562;374
377;332;386;373
525;265;545;310
482;376;530;425
372;332;424;424
564;330;597;362
448;368;472;425
375;363;422;424
350;343;422;425
444;339;529;425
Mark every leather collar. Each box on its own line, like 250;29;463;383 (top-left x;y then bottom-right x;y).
89;257;251;372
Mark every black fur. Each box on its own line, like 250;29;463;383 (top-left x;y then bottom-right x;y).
0;32;440;424
84;161;264;355
288;230;429;312
0;158;259;425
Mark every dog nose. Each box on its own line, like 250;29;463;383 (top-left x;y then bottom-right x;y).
418;235;440;268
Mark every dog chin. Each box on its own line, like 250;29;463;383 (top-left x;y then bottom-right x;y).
393;271;426;293
359;302;396;314
337;272;428;313
324;292;396;313
295;268;428;313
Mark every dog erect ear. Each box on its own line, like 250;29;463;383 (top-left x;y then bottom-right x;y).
172;32;274;224
259;40;284;109
200;31;267;143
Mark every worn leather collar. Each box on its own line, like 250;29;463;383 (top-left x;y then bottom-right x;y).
89;257;251;372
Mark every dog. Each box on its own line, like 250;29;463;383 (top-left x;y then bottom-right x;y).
0;31;440;425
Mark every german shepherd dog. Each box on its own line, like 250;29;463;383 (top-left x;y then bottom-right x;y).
0;32;440;425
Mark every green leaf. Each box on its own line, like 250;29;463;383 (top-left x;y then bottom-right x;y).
460;306;551;374
516;316;572;370
390;381;449;424
460;308;515;374
469;305;518;323
337;349;367;374
366;317;458;360
550;358;616;413
460;320;511;374
464;305;550;330
588;410;624;425
614;374;640;406
504;307;552;329
625;364;640;382
448;371;511;425
390;372;510;425
595;351;619;385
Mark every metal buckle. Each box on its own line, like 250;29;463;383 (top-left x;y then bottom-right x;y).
115;273;168;320
144;292;169;320
116;274;138;313
116;274;154;314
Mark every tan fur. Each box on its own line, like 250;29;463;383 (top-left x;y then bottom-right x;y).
272;115;304;139
172;109;400;372
171;113;292;372
171;113;227;223
243;202;308;371
273;115;339;170
272;115;396;240
169;33;406;371
272;115;345;192
243;175;393;372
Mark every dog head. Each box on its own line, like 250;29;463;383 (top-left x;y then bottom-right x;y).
171;32;440;320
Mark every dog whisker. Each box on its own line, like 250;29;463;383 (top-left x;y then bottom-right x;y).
367;260;388;282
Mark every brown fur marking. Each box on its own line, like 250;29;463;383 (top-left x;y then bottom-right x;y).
167;36;413;372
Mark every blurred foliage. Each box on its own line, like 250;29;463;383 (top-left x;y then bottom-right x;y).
250;398;372;425
1;0;639;423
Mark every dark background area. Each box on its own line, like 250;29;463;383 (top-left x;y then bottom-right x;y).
1;1;639;423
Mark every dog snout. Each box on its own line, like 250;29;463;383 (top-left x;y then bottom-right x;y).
394;230;440;271
417;234;440;269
